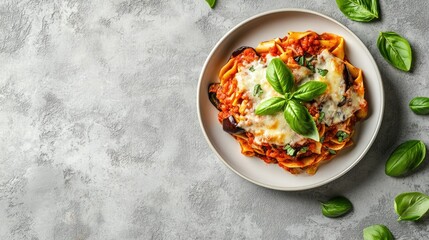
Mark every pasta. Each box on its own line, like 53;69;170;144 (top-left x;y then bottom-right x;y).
208;31;368;175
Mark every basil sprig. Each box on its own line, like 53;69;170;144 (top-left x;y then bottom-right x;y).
409;97;429;115
321;196;353;218
385;140;426;177
394;192;429;221
335;0;379;22
377;32;413;72
205;0;216;8
255;58;327;141
363;224;394;240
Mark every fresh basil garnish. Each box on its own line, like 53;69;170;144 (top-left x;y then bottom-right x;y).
377;32;413;72
394;192;429;221
284;99;320;141
249;66;255;72
255;58;326;141
284;144;296;156
318;111;325;123
409;97;429;115
363;225;394;240
336;130;350;142
295;55;316;72
321;196;353;218
385;140;426;177
317;68;328;76
299;146;309;154
335;0;379;22
205;0;216;8
266;58;294;94
293;81;327;102
255;97;286;115
328;149;337;155
253;84;263;97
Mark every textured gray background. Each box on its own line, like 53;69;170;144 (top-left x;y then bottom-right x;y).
0;0;428;239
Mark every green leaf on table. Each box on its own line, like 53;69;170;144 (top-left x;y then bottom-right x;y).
377;31;413;71
336;0;379;22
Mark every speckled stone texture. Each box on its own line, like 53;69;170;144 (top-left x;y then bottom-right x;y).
0;0;428;239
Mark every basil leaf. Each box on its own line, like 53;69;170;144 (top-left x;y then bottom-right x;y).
299;146;309;154
253;84;263;97
363;225;394;240
317;68;328;76
255;97;286;115
284;144;296;156
249;66;255;72
328;149;337;155
284;99;319;141
321;196;353;218
266;58;294;94
336;130;350;142
293;81;327;102
377;32;412;72
394;192;429;221
205;0;216;8
318;111;325;123
385;140;426;177
335;0;379;22
409;97;429;115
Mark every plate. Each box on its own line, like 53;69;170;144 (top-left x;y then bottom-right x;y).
197;9;384;191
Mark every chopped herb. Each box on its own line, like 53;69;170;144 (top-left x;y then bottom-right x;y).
284;144;296;156
336;131;350;142
298;56;305;66
320;136;325;143
295;55;315;72
299;146;309;154
307;64;315;73
328;149;337;155
249;66;255;72
253;84;263;97
317;68;328;76
318;111;325;123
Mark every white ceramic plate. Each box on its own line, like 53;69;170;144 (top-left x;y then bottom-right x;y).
197;9;384;191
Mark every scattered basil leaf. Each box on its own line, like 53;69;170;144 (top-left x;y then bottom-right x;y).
249;66;255;72
363;224;394;240
253;84;263;97
284;144;296;156
336;131;350;142
321;196;353;218
317;68;328;76
266;58;294;94
320;136;325;143
307;63;315;73
296;56;305;66
255;97;286;115
335;0;379;22
284;99;319;141
394;192;429;221
385;140;426;177
409;97;429;115
318;111;325;123
205;0;216;8
328;149;337;155
377;32;412;72
299;146;309;154
293;81;327;102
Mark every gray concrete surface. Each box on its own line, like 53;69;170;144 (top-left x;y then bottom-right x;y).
0;0;428;239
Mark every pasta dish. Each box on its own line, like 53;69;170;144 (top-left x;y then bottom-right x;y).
208;31;368;174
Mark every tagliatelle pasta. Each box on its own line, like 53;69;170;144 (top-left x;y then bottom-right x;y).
208;31;368;175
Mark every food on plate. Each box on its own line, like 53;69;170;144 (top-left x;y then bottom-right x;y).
208;31;368;174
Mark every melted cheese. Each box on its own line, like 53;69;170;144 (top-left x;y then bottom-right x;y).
235;50;365;146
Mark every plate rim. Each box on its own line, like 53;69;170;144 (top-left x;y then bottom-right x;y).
197;8;385;191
